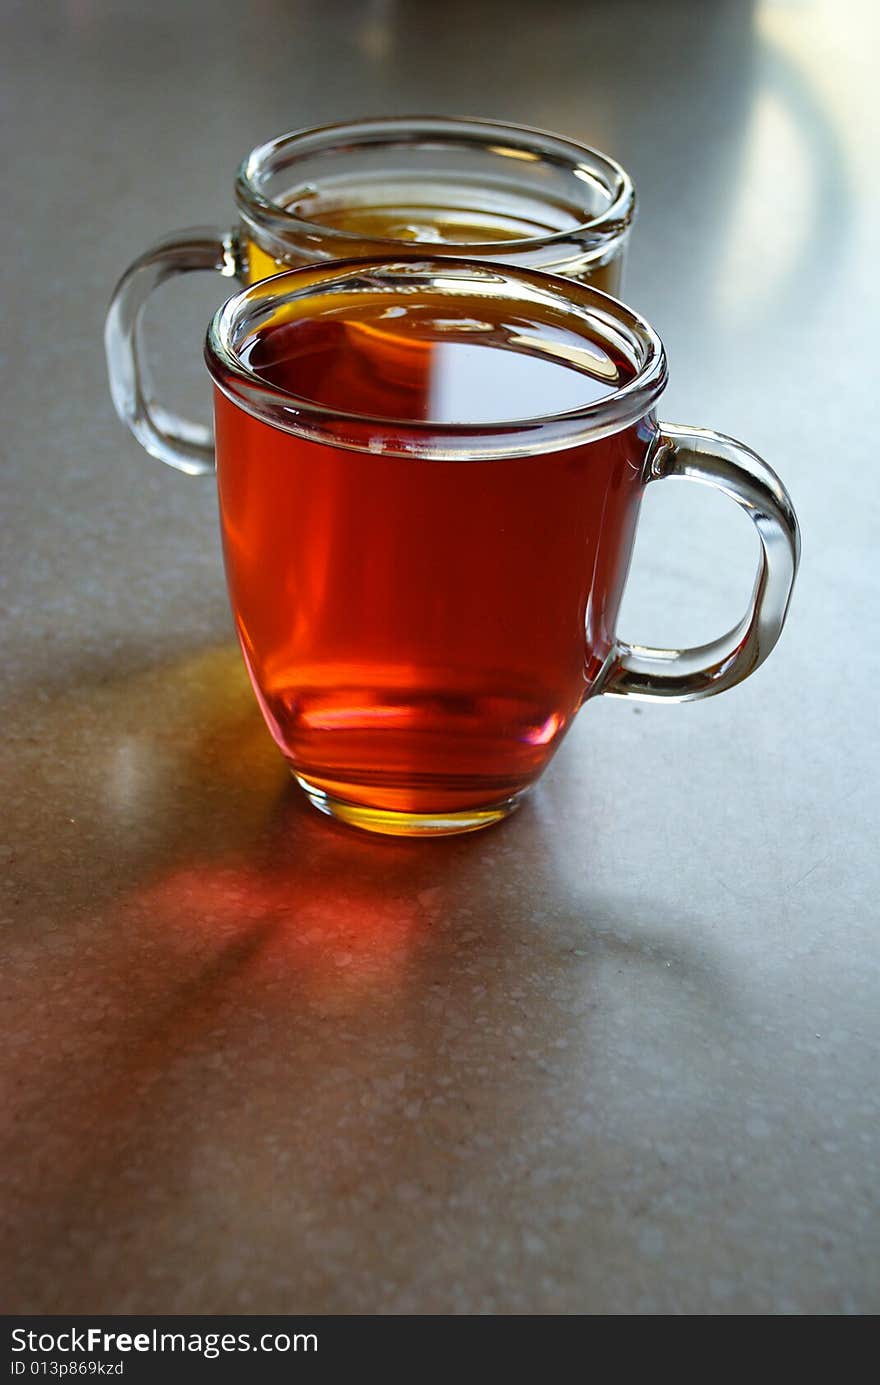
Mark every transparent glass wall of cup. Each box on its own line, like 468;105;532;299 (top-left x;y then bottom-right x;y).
202;258;800;837
105;117;636;474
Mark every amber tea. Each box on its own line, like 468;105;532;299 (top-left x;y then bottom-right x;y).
204;258;799;836
213;272;643;827
247;179;623;295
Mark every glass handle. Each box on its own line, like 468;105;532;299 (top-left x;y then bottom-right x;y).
603;423;801;702
104;227;241;475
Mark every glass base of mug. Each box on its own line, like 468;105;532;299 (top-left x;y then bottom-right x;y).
294;774;525;837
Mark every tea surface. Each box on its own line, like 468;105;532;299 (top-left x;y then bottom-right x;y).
246;180;620;293
241;295;628;424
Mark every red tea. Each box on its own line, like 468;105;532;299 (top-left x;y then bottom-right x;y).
213;285;646;823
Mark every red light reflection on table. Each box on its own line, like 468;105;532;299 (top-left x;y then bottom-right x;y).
125;781;447;1010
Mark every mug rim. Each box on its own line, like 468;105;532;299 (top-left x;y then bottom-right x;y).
204;256;667;462
234;115;636;257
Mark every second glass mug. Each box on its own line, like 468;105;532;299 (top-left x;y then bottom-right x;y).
105;116;635;474
199;257;799;837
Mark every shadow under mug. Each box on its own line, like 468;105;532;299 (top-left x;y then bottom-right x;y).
202;257;800;837
105;116;635;475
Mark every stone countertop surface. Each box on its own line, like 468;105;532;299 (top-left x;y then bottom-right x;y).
1;0;878;1315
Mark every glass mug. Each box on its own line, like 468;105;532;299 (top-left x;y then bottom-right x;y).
105;116;635;475
200;257;800;837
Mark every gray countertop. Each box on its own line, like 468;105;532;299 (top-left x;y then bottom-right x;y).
2;0;878;1314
